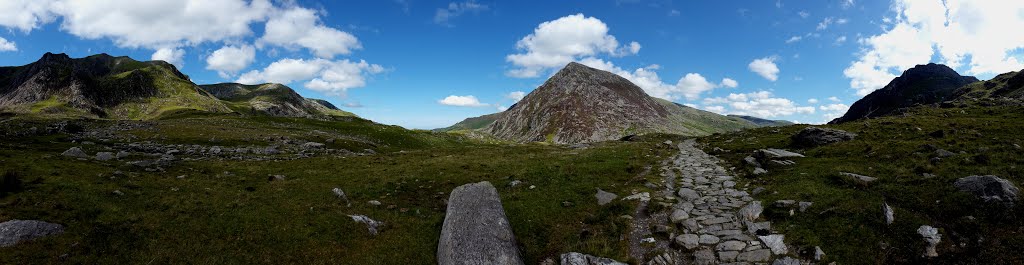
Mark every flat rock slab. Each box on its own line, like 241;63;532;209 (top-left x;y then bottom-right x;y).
438;181;524;265
560;252;628;265
954;175;1020;204
0;220;64;247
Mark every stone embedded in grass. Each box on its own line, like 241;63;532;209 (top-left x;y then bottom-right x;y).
61;147;88;158
738;201;763;221
622;192;650;202
595;189;618;206
744;156;762;168
438;181;523;265
772;256;801;265
267;175;285;182
883;203;895;225
953;175;1020;205
758;234;787;255
791;126;857;148
755;148;805;160
348;215;383;235
95;152;114;161
0;220;65;247
753;168;768;175
917;225;941;258
814;246;826;261
115;151;130;159
798;202;812;212
332;187;352;207
559;252;627;265
839;172;877;185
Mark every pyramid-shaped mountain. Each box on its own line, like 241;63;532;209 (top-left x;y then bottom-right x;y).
485;62;755;144
831;63;979;124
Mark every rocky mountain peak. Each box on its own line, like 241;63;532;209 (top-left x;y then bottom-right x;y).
831;63;979;124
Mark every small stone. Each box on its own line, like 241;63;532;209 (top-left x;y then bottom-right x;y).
753;168;768;175
798;201;812;212
774;200;796;208
528;185;536;189
348;215;383;235
675;234;699;249
595;189;618;205
562;201;575;207
751;187;766;196
670;209;689;223
814;246;826;261
918;225;941;258
267;175;285;181
677;188;700;201
738;201;763;221
839;172;877;185
368;200;382;206
744;156;762;168
717;240;746;251
112;190;124;196
508;180;522;187
699;234;720;245
95;152;114;161
61;147;88;158
772;256;800;265
332;187;351;207
883;203;895;225
623;192;650;202
759;234;788;255
560;252;627;265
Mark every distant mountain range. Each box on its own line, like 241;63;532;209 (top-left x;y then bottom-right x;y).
0;53;352;120
727;115;794;127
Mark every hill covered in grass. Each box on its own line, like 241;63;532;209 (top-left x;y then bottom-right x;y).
199;83;355;119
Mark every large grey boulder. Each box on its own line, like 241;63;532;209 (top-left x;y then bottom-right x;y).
438;181;524;265
61;147;88;158
791;127;857;147
953;175;1020;205
559;252;627;265
0;220;64;247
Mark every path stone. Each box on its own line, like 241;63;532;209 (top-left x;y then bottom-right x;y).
759;235;788;255
675;234;699;250
560;252;627;265
438;181;524;265
736;249;772;262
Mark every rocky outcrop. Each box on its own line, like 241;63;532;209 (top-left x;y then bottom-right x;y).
438;181;523;265
953;175;1020;205
791;127;856;147
831;63;979;124
0;219;64;247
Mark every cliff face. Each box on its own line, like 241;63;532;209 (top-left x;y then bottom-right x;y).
831;63;978;124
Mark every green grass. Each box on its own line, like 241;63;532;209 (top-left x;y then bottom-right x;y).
699;105;1024;264
0;115;676;264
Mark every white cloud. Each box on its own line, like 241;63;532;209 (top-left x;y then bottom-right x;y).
720;78;739;88
52;0;272;49
820;103;850;121
505;13;639;78
577;58;727;101
828;96;841;102
260;6;361;59
0;37;17;51
434;1;488;26
237;58;384;96
438;95;488;107
0;0;57;32
845;0;1024;96
785;36;802;44
807;98;819;104
798;11;810;19
206;45;256;78
496;105;508;111
748;56;780;81
151;47;185;68
817;17;834;30
506;91;526;102
669;9;681;17
841;0;855;9
702;91;815;118
835;36;847;45
836;18;849;25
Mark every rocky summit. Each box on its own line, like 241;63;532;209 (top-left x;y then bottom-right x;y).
485;62;754;144
830;63;979;124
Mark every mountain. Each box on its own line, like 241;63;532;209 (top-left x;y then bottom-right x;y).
484;62;755;144
949;69;1024;103
830;63;979;124
434;112;503;132
0;53;229;119
199;83;355;119
728;115;794;127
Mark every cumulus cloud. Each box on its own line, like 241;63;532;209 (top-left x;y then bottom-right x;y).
749;56;780;81
702;91;815;118
0;0;57;32
845;0;1024;96
151;47;185;68
807;98;819;104
237;58;384;96
817;17;834;30
834;36;847;45
828;96;841;102
438;95;488;107
506;91;526;102
720;78;739;88
206;45;256;78
260;6;361;58
820;103;850;121
785;36;803;44
434;1;488;26
0;37;17;51
506;14;640;78
577;58;728;101
798;11;810;19
841;0;855;9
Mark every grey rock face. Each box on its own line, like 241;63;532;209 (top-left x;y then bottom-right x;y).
791;126;857;147
0;220;64;247
348;215;383;235
61;147;88;158
595;189;618;206
917;225;941;257
953;175;1020;204
438;181;524;265
560;252;628;265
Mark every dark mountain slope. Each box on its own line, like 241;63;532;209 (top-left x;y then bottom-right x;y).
830;63;978;124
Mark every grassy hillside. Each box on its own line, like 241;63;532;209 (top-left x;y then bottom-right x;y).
0;114;676;264
655;98;757;135
699;105;1024;264
199;83;356;119
434;112;502;132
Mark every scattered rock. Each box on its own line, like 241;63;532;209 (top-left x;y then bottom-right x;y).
368;200;382;206
698;234;720;245
623;192;651;202
348;215;383;235
755;148;805;159
112;190;124;196
773;200;796;208
759;234;788;255
953;175;1020;204
674;234;699;250
917;225;941;258
883;203;895;225
772;256;800;265
94;152;114;161
814;246;825;261
267;175;286;181
61;147;88;158
438;181;524;265
332;187;352;207
663;140;674;146
0;220;65;247
595;189;618;206
209;146;222;154
798;202;812;212
301;142;325;149
935;149;956;158
560;252;627;265
744;156;762;168
751;187;766;196
839;172;877;185
791;126;857;147
738;201;763;221
508;180;523;187
670;209;689;224
562;201;575;207
753;168;768;175
115;151;130;159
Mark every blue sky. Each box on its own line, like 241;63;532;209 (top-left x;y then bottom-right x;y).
1;0;1022;128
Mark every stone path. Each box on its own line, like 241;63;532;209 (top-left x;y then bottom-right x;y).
631;139;794;265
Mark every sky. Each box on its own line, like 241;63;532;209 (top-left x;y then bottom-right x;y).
1;0;1023;128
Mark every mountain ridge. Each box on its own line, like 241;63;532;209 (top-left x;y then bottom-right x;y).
830;63;979;124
